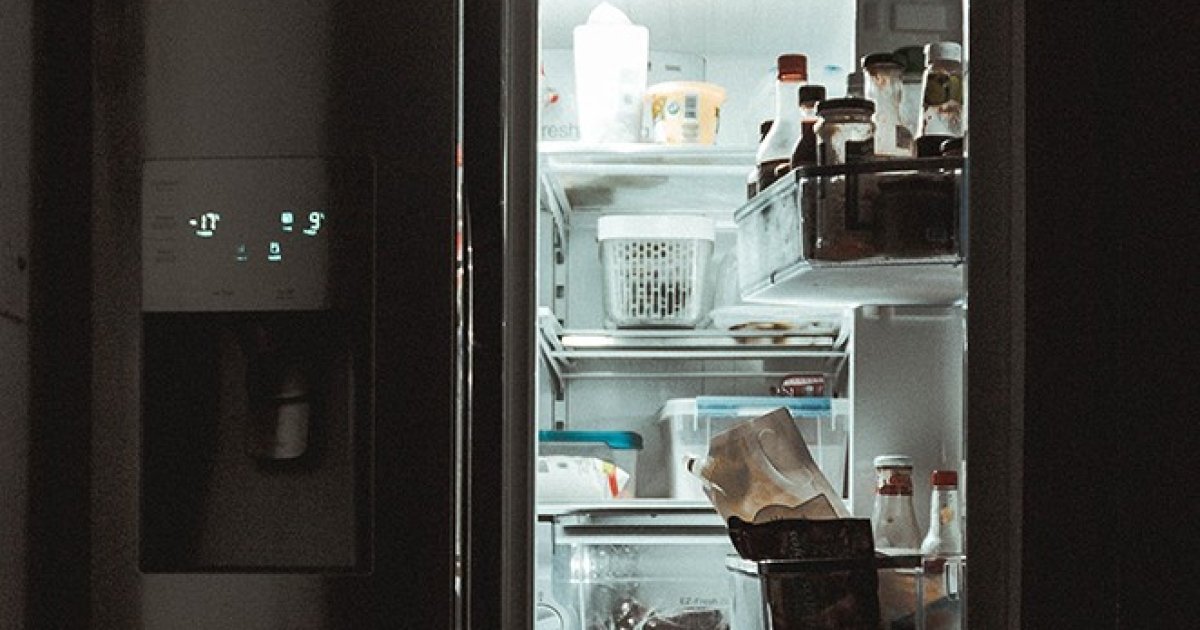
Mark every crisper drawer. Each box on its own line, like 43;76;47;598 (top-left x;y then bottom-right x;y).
550;510;735;630
735;158;965;306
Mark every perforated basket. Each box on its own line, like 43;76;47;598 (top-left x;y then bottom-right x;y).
597;215;715;328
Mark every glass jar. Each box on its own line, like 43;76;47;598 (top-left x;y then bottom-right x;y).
862;52;910;157
918;41;964;138
893;45;925;145
871;455;922;553
815;97;875;165
813;98;876;260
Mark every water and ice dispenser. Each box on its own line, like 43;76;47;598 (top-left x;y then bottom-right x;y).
139;157;372;571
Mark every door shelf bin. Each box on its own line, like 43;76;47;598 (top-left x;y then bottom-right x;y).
726;554;965;630
735;158;965;306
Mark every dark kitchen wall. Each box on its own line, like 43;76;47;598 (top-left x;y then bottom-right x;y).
0;0;33;625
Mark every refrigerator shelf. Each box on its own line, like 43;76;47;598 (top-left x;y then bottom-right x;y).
539;141;754;226
538;500;718;520
537;309;849;419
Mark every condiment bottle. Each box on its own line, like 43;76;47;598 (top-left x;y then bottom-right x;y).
862;52;910;157
920;469;965;629
789;85;826;170
920;469;963;561
871;455;922;552
917;42;964;138
755;54;808;192
845;71;864;99
893;45;926;146
747;119;774;199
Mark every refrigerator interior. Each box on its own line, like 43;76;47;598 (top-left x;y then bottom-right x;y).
533;1;964;628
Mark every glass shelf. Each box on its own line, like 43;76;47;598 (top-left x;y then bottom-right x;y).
539;141;754;225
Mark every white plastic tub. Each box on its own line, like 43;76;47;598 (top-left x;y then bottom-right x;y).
597;215;715;328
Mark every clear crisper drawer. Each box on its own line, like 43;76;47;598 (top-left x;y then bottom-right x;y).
660;397;848;501
735;157;965;306
551;512;734;630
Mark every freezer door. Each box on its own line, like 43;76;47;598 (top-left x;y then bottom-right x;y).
79;1;460;627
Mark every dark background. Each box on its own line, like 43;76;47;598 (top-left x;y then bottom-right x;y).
8;0;1193;628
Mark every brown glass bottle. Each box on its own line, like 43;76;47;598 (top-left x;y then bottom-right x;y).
789;84;826;170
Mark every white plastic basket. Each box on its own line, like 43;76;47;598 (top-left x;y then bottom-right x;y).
597;215;716;328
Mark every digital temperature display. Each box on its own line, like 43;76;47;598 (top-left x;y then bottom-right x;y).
142;158;339;312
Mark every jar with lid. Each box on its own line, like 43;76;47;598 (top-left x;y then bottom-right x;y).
815;97;875;165
870;455;922;553
918;41;964;138
893;45;925;146
812;97;876;260
862;52;910;157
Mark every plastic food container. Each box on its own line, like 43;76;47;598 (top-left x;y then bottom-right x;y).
597;215;716;328
537;430;643;500
550;511;733;630
658;396;848;500
573;3;649;143
645;81;726;145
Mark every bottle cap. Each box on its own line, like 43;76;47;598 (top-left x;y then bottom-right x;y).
797;85;826;105
861;52;903;70
817;97;875;115
931;469;959;486
874;454;913;469
893;45;926;74
924;41;963;64
916;134;955;157
845;72;864;98
777;54;808;80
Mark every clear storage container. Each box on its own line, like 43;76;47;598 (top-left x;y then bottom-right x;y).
658;396;849;501
597;215;716;328
726;554;928;629
538;430;643;501
551;511;734;630
734;157;964;304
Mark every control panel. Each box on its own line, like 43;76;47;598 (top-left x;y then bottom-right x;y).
142;158;341;311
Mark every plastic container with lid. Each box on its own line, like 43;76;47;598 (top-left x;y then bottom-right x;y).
572;2;649;143
645;81;727;145
537;430;643;500
597;215;716;328
658;396;847;500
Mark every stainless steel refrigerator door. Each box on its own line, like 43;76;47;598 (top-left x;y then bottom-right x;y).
87;1;459;627
460;0;537;627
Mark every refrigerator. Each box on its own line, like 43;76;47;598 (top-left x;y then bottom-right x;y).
517;2;965;629
10;0;1179;628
